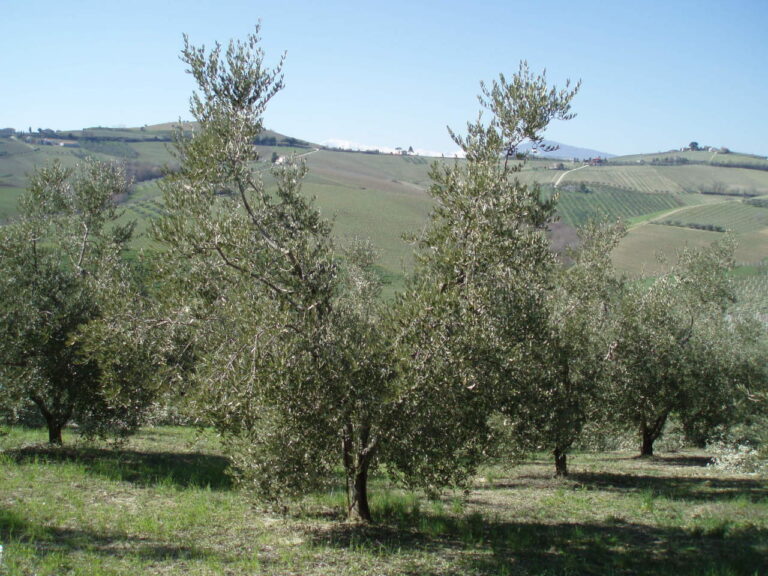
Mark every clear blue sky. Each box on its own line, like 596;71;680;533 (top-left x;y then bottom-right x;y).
3;0;767;156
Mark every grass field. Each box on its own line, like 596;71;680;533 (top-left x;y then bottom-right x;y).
1;426;766;576
0;187;25;222
612;225;727;276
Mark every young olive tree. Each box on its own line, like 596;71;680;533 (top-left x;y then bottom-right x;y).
609;239;759;456
154;28;402;522
393;64;580;480
0;159;154;444
498;220;624;476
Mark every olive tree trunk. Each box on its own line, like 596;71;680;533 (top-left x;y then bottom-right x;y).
639;412;669;457
342;421;377;523
553;446;569;477
31;395;70;446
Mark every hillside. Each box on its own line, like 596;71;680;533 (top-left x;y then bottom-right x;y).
2;127;767;299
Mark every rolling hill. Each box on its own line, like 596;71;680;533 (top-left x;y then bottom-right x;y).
2;126;767;302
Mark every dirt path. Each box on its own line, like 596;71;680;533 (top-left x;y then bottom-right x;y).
553;164;589;188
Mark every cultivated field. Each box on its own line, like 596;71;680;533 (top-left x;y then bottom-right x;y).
2;130;768;287
553;186;682;227
1;426;766;576
612;225;730;276
655;201;768;234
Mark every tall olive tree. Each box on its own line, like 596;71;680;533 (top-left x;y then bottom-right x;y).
393;63;581;479
155;30;588;519
0;159;153;444
154;28;405;522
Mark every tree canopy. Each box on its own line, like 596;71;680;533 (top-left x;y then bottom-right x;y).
0;159;153;444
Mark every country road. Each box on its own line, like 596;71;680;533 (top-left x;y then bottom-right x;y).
553;163;589;188
297;147;320;159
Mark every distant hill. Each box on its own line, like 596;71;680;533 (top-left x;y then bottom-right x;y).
520;140;615;160
2;124;767;306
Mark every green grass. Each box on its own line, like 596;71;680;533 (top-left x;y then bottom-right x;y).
0;187;25;222
1;426;767;575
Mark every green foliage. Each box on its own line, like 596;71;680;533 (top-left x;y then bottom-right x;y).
497;220;626;475
393;63;581;479
608;238;767;455
0;159;155;443
154;27;399;522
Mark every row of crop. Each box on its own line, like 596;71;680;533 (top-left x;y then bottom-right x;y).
126;199;166;219
656;203;768;234
556;187;680;227
560;177;680;195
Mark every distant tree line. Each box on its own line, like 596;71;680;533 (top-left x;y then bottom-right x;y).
253;134;311;148
659;220;727;233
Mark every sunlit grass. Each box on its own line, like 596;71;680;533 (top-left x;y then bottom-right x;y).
1;427;767;575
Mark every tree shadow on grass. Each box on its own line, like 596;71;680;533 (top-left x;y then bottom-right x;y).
569;471;768;503
5;445;233;490
655;454;713;468
0;509;228;566
308;510;768;576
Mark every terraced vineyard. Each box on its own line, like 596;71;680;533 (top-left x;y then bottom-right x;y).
655;200;768;233
660;165;768;195
549;164;768;196
555;165;685;193
553;186;682;227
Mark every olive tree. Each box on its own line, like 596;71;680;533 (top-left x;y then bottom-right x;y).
393;63;581;478
0;159;154;444
155;29;589;519
496;220;624;476
154;28;406;522
609;239;760;456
